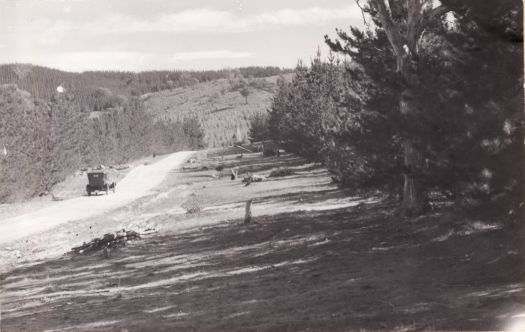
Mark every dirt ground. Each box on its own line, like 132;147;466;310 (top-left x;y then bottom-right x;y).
0;153;162;221
1;149;524;331
0;151;194;246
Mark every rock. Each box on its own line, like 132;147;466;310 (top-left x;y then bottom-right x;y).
51;194;64;201
242;174;264;186
252;174;264;182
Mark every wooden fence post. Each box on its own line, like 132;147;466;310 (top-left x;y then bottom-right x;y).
244;199;253;224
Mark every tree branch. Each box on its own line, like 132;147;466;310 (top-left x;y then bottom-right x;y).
353;0;370;28
407;0;423;54
370;0;405;69
427;5;452;22
387;0;404;19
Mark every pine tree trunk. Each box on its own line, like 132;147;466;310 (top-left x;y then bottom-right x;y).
369;0;451;215
402;139;423;213
244;199;252;224
400;88;425;214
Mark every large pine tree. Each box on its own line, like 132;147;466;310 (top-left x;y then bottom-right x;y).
324;0;523;218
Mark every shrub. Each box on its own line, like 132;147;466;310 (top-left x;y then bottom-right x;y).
182;193;204;214
268;168;295;178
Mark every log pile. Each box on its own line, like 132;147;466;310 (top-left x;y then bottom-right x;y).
71;229;140;255
242;174;264;186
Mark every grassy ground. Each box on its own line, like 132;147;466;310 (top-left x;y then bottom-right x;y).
1;149;524;331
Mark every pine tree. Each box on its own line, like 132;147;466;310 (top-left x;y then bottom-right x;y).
248;113;270;143
324;0;523;218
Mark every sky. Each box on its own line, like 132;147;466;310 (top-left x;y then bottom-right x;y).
0;0;364;72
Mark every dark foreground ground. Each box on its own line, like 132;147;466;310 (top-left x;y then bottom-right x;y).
1;149;524;331
2;203;524;331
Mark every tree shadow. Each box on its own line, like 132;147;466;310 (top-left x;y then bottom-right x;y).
250;188;365;206
181;154;321;183
2;202;522;331
209;106;234;114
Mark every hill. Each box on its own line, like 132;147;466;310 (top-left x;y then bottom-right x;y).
144;74;293;147
0;64;292;202
0;64;292;109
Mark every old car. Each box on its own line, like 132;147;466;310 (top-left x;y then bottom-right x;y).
86;171;116;196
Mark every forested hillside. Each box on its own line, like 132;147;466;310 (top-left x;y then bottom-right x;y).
263;0;523;222
0;64;291;109
144;74;293;147
0;85;202;202
0;64;292;202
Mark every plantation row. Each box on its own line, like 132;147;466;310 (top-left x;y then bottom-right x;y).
255;0;523;221
144;75;288;148
0;64;291;111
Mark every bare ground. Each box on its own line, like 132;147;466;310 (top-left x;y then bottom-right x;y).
1;149;524;331
0;153;164;221
0;151;194;246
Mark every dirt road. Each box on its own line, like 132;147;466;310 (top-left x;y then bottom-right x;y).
0;151;194;246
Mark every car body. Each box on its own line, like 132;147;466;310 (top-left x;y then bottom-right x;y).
86;171;116;196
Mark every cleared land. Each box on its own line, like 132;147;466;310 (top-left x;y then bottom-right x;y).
144;75;292;147
1;148;524;331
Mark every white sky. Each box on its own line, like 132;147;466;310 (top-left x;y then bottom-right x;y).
0;0;364;72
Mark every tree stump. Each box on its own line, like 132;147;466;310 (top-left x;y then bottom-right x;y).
102;247;109;259
231;168;238;180
244;199;253;224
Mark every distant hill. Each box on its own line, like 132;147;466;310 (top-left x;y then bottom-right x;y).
0;64;293;109
144;74;293;147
